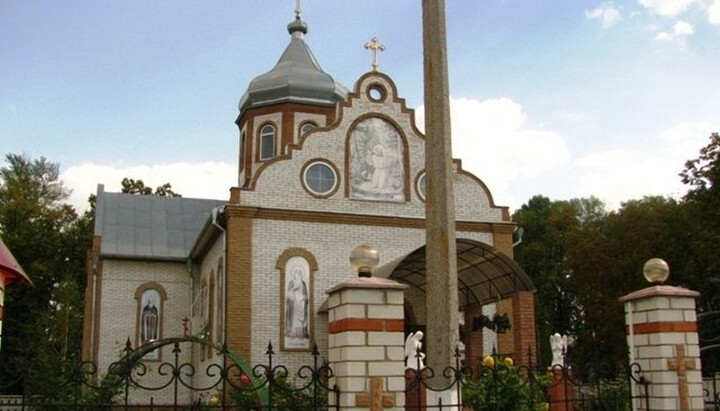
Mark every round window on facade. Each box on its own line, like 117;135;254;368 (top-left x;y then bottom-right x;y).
367;84;386;102
303;161;338;197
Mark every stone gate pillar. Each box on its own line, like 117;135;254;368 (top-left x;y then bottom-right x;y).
619;285;703;410
326;275;408;411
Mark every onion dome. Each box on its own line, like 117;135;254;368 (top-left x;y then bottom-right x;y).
238;17;348;113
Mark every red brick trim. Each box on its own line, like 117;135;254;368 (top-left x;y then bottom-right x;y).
630;321;697;334
386;319;404;332
328;318;404;334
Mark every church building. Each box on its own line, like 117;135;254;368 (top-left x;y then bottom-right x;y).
81;10;536;397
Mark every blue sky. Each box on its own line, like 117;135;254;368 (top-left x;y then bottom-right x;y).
1;0;718;211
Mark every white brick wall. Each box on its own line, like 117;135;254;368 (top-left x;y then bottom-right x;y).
250;217;492;369
240;73;506;223
624;294;703;410
98;259;192;404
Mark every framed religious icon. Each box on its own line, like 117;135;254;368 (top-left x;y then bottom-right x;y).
137;288;162;360
348;116;406;202
281;256;312;351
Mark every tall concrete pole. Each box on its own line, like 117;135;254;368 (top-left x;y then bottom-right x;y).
422;0;459;381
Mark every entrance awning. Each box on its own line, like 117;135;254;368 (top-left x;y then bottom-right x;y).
373;239;534;307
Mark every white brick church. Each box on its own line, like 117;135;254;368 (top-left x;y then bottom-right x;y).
81;10;536;393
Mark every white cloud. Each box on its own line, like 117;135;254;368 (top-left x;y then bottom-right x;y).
586;4;622;28
574;122;717;209
655;21;695;41
61;162;236;212
639;0;703;16
575;149;682;208
415;97;571;208
709;0;720;24
660;121;714;142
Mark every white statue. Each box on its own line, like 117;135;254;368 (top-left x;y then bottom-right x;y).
549;333;568;367
404;331;426;369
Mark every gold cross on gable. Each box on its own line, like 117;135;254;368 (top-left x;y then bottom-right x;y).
667;344;697;410
364;36;385;72
294;0;302;19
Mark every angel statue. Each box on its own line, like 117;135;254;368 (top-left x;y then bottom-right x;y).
549;333;568;367
404;331;426;370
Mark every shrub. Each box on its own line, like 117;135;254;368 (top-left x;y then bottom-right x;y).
462;356;549;411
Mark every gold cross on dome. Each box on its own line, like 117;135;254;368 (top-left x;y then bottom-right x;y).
364;36;385;72
294;0;302;19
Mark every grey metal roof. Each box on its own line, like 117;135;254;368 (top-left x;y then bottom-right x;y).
373;239;535;307
238;18;348;114
94;185;226;260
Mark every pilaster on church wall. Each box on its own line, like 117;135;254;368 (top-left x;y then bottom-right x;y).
98;259;192;405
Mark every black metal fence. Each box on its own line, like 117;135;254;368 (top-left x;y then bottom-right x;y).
0;337;652;411
405;347;650;411
0;337;339;410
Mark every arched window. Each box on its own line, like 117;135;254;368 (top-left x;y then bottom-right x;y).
260;124;276;160
207;274;215;358
239;130;246;170
300;121;317;136
134;283;167;361
216;260;224;344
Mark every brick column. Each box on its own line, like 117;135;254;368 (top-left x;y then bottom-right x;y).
619;286;703;411
326;277;408;411
512;291;537;367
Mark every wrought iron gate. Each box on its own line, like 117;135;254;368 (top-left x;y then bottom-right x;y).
0;337;339;410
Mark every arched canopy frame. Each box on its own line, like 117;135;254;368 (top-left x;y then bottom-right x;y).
373;239;535;307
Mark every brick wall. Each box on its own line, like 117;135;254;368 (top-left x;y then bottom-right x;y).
225;215;253;360
97;259;191;404
512;291;537;366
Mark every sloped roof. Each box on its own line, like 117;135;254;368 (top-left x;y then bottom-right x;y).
94;185;225;260
237;18;347;114
0;237;31;285
373;239;535;307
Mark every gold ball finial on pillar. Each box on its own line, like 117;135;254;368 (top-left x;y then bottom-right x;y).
350;244;379;278
643;258;670;284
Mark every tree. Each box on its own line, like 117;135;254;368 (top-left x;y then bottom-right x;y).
565;196;689;368
121;178;181;197
680;132;720;311
0;154;92;396
514;195;690;369
513;196;604;364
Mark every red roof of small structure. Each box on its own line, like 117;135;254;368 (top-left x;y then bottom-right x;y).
0;237;31;286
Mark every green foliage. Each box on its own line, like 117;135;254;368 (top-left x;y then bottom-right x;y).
121;177;181;197
462;356;549;411
472;312;511;334
512;132;720;369
513;196;602;364
573;382;631;411
231;373;329;411
0;153;92;396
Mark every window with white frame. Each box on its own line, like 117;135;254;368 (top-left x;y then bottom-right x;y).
260;125;276;160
